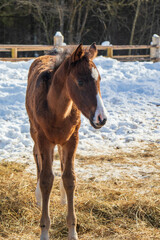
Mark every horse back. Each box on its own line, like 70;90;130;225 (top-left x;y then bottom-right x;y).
28;55;56;85
26;55;56;124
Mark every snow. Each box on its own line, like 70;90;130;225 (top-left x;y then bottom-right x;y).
0;57;160;174
153;34;159;38
55;31;63;37
101;41;112;46
75;161;160;181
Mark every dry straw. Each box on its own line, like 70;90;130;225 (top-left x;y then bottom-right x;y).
0;152;160;240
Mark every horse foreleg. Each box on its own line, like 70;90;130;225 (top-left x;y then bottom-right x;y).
38;136;54;240
62;136;79;240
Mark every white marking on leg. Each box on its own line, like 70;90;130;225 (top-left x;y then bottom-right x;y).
60;179;67;205
68;226;78;240
35;180;42;208
40;229;49;240
91;67;99;81
93;93;107;124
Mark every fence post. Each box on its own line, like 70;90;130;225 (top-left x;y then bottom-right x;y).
11;48;17;58
54;32;64;46
107;47;113;58
150;34;160;62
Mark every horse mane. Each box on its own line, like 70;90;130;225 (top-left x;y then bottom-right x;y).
34;48;73;94
45;47;72;72
37;47;89;93
45;46;89;71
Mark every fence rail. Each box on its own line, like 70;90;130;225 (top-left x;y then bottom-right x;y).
0;41;159;62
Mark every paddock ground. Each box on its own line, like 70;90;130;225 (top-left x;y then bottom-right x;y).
0;143;160;240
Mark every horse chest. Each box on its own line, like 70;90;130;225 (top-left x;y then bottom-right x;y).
41;116;80;145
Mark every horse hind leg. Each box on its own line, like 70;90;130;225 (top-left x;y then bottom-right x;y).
33;144;42;207
60;176;67;205
29;123;42;207
58;145;67;205
35;179;42;208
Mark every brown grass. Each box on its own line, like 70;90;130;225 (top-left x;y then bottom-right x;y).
0;144;160;240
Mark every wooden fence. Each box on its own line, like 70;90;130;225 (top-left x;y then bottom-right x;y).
0;35;159;62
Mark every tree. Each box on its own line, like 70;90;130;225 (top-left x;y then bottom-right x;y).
129;0;141;46
0;0;159;45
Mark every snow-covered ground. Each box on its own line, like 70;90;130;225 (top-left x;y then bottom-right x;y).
0;57;160;165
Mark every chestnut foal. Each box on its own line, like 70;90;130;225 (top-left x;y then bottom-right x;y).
26;43;107;240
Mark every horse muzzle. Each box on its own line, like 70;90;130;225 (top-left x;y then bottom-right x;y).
90;115;107;129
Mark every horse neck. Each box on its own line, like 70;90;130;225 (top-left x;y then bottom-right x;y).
47;59;73;120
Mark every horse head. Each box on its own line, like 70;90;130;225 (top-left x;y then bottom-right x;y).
67;43;107;129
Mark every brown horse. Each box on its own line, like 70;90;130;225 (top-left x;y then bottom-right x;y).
26;43;107;240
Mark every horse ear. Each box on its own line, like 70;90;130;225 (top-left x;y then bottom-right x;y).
71;44;84;63
88;42;98;60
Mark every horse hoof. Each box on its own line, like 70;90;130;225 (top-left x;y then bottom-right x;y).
68;238;78;240
40;236;49;240
68;232;78;240
40;235;49;240
40;229;49;240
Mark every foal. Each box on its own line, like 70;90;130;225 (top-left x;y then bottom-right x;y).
26;43;107;240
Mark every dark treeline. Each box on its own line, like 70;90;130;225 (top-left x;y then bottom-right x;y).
0;0;159;45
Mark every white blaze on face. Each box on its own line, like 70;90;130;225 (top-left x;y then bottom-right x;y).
93;93;107;124
91;67;99;81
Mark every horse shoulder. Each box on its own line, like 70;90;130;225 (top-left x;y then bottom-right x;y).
37;104;81;145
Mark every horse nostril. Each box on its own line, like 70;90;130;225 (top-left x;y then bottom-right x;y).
98;115;107;126
102;118;107;125
98;114;102;123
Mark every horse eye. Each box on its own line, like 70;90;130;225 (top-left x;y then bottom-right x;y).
78;80;83;87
